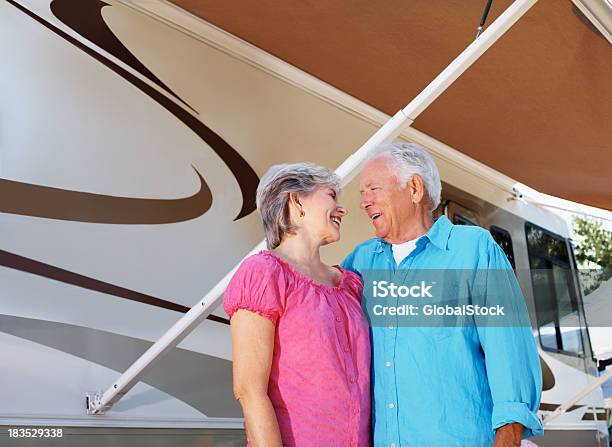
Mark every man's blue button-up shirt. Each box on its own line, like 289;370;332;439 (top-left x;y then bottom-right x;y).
342;216;543;446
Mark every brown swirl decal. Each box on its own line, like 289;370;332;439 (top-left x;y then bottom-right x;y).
0;249;229;325
50;0;196;113
0;166;211;224
540;354;555;391
539;403;583;412
4;0;259;221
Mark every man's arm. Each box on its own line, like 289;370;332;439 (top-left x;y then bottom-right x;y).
494;423;524;447
475;232;544;441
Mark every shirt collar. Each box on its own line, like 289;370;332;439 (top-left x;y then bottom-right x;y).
423;215;452;250
374;215;452;252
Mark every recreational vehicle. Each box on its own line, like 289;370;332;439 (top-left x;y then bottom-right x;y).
1;0;610;445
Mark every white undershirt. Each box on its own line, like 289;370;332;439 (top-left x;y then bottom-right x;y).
392;239;418;267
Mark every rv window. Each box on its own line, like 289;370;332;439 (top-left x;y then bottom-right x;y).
453;214;477;226
489;226;515;269
444;201;479;226
525;223;584;356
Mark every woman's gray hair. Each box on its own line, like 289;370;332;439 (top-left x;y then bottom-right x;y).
256;162;340;249
368;143;441;210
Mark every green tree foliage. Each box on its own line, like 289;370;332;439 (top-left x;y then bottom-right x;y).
574;217;612;268
573;217;612;295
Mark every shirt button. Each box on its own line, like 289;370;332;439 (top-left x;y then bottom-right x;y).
385;361;392;367
343;345;349;352
353;408;359;415
335;315;341;323
388;324;394;330
391;443;397;447
349;376;355;383
388;403;395;409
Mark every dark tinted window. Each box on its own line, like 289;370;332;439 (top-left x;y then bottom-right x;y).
525;223;583;355
490;226;515;269
452;214;477;226
444;201;479;226
525;224;569;264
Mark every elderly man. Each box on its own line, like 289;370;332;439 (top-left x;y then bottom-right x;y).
342;143;542;446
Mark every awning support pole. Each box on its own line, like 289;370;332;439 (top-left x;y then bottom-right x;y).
542;368;612;424
87;0;538;415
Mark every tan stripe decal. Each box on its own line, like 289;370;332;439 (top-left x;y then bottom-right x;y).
539;402;583;412
0;249;229;325
581;411;607;421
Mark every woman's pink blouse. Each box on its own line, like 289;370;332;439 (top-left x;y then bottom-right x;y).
224;251;371;447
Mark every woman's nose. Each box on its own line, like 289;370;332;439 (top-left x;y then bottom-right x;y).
337;205;348;216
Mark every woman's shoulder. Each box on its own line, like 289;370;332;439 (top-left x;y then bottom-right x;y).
224;251;287;322
241;251;363;295
241;250;303;275
338;266;364;299
229;251;288;287
239;250;281;270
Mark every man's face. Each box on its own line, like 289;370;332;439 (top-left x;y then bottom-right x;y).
359;155;415;240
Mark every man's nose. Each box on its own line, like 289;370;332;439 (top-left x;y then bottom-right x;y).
360;194;372;211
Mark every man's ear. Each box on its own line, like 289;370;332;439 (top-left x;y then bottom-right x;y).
410;175;426;204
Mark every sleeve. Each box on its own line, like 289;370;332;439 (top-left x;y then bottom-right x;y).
344;270;365;302
473;232;543;439
223;254;285;324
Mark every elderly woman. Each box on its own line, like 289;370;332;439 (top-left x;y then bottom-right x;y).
223;163;371;447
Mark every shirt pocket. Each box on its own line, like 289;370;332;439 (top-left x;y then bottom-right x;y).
416;326;454;341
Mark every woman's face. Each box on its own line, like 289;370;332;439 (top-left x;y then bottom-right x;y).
298;186;347;245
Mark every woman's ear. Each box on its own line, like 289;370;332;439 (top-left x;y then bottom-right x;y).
288;192;305;217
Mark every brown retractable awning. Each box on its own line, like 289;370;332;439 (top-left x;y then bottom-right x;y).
171;0;612;210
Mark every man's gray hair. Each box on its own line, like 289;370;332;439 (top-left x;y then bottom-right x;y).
368;143;441;210
256;162;340;249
